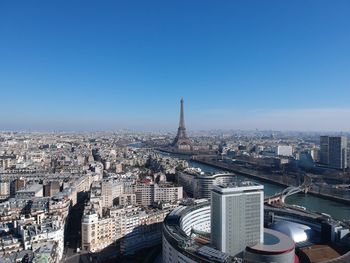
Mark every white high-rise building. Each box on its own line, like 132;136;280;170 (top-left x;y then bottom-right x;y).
211;181;264;257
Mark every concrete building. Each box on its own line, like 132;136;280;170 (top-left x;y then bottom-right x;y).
134;183;183;206
82;206;171;254
14;178;26;192
320;136;347;169
0;181;11;200
44;181;60;197
0;155;15;170
16;184;43;199
178;171;235;199
81;209;125;252
320;135;330;165
275;145;293;157
211;182;264;257
73;175;92;195
243;228;296;263
118;193;137;206
101;180;124;207
81;212;101;251
162;200;299;263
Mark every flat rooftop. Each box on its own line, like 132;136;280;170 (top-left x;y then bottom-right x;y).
247;228;295;254
212;181;264;193
301;245;340;263
16;184;42;193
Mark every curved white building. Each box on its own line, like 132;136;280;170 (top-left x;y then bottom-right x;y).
178;171;236;199
162;201;298;263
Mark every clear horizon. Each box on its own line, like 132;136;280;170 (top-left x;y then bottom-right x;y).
1;1;350;131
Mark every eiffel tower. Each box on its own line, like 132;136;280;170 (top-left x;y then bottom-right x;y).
172;98;191;151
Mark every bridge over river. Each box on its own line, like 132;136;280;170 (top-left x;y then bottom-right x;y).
265;174;312;205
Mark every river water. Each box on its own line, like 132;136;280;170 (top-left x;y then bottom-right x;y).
131;145;350;221
188;160;350;220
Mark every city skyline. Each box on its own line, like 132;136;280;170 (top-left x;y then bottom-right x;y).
1;1;350;131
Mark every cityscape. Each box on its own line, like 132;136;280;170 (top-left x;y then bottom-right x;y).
1;1;350;263
0;99;349;263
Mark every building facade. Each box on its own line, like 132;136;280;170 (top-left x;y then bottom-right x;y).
178;172;235;200
0;181;11;200
101;180;124;207
211;182;264;256
320;136;347;169
134;183;183;206
162;200;299;263
82;206;170;254
275;145;293;157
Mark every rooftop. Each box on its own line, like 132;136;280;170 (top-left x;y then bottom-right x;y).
247;228;295;254
212;181;264;193
300;245;340;262
16;184;42;193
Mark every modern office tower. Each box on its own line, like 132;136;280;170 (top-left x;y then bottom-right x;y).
211;182;264;257
329;136;347;169
320;136;347;169
320;136;330;165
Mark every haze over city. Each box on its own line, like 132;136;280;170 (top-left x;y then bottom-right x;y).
2;2;350;263
1;1;350;131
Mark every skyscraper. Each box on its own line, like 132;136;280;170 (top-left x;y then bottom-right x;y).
319;136;347;170
320;136;330;165
172;98;191;151
211;182;264;257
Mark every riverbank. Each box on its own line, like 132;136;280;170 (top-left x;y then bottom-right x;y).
192;157;292;187
193;157;350;206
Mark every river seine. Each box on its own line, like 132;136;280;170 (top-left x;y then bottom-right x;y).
188;160;350;220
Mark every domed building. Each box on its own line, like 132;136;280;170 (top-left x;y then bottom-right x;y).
270;220;314;243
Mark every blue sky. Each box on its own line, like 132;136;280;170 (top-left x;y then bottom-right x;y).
1;1;350;131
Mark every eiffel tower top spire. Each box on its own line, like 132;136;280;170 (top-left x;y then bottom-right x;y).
179;97;185;129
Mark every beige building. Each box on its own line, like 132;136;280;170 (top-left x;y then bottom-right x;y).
135;183;183;206
16;184;43;199
118;194;137;206
0;181;11;200
74;175;92;194
81;205;171;253
82;206;139;252
101;180;124;207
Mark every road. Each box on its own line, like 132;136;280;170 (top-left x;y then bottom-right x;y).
61;193;87;263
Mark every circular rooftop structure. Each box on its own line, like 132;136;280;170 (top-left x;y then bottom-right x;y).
244;228;297;263
163;201;298;263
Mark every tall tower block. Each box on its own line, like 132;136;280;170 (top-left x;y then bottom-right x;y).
211;182;264;257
